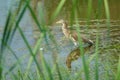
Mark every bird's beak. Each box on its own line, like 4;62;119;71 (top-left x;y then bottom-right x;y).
56;21;61;24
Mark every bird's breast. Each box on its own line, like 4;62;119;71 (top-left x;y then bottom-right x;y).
62;28;71;38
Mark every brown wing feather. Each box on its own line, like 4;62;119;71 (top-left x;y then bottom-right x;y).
70;32;88;42
70;32;78;41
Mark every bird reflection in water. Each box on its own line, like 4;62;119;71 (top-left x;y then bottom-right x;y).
66;45;93;71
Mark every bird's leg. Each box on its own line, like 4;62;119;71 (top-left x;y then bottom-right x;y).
70;36;79;46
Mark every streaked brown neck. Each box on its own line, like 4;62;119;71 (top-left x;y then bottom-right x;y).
62;21;68;29
61;21;71;38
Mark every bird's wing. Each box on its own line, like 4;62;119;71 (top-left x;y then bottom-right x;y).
70;32;90;43
70;31;86;42
70;32;78;41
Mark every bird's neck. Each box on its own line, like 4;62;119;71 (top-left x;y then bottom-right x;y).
61;22;71;38
62;22;68;29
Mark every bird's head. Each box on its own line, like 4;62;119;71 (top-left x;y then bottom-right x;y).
56;19;65;24
56;19;68;29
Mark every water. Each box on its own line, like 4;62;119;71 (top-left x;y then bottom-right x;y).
0;0;120;79
0;0;35;74
43;0;120;23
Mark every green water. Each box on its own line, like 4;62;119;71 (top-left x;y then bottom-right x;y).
43;0;120;22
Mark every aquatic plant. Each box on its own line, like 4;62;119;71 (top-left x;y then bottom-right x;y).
0;0;120;80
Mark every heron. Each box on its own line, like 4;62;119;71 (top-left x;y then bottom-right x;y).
56;19;93;47
56;19;93;71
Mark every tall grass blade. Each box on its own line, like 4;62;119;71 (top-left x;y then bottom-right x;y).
103;0;110;43
1;0;24;55
56;64;62;80
28;2;62;79
18;27;45;80
3;43;21;76
28;1;62;80
94;26;99;80
0;10;12;80
87;0;92;23
104;0;110;21
40;51;54;80
0;11;11;54
18;70;23;80
51;0;66;22
5;54;28;76
116;56;120;80
27;4;43;32
10;0;31;44
74;0;89;79
24;34;43;79
103;1;111;79
0;1;31;79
